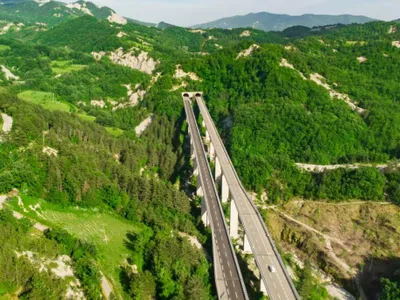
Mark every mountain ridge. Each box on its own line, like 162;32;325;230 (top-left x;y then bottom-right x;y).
192;11;376;32
0;0;137;26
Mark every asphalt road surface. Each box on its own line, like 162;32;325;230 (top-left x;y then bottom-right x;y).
196;96;298;300
184;97;247;300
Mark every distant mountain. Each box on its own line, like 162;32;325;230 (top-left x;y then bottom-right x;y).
192;12;376;32
0;0;129;26
157;21;177;29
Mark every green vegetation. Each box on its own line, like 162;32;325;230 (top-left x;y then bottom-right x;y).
51;60;87;75
18;90;71;112
0;45;10;52
0;5;398;299
0;210;70;299
9;195;142;298
380;278;400;300
180;21;400;204
0;93;210;298
105;126;124;137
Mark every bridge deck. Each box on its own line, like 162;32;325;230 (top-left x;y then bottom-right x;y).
183;97;248;300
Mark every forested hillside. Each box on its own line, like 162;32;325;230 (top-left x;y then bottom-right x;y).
0;4;399;299
180;21;400;205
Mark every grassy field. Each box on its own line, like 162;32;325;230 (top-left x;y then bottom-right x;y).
9;195;142;298
51;60;87;75
0;45;11;52
345;41;367;46
105;127;124;137
77;113;96;122
18;90;71;112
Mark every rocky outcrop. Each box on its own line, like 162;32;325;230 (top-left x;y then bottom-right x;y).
117;31;127;38
1;113;13;134
107;12;127;25
91;51;106;61
1;65;19;80
109;48;159;74
240;30;251;37
237;44;260;59
66;2;93;16
357;56;367;63
310;73;365;114
135;115;154;137
392;41;400;48
91;100;106;108
174;65;201;81
111;84;146;110
279;58;306;80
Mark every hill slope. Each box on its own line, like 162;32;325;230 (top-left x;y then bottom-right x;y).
0;0;128;26
192;12;375;31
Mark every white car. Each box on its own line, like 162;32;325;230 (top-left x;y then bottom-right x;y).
268;265;276;273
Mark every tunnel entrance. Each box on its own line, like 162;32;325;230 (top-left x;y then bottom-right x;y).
195;93;202;98
183;93;190;97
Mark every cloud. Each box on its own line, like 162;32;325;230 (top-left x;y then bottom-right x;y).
61;0;399;26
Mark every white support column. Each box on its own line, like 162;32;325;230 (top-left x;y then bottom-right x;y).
209;142;215;162
202;120;205;128
193;157;199;176
243;233;252;253
201;197;209;227
221;174;229;203
197;176;203;197
215;156;222;182
260;278;268;295
230;200;239;239
205;130;211;143
190;139;195;160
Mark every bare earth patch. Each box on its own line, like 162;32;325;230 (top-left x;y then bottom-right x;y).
135;115;154;137
91;51;106;61
1;65;19;80
295;162;395;173
357;56;367;63
240;30;251;37
310;73;365;114
1;113;13;134
174;64;201;81
237;44;260;59
110;48;159;74
279;58;306;80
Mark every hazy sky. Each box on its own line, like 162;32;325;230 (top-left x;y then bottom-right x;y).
68;0;400;26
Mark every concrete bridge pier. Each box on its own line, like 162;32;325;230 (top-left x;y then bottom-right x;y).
230;199;239;239
201;197;210;227
215;156;222;181
243;234;252;253
193;156;199;176
190;139;195;160
205;130;211;143
197;175;203;197
209;142;215;161
260;279;268;295
221;174;229;203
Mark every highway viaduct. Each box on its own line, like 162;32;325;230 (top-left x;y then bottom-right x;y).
183;92;300;300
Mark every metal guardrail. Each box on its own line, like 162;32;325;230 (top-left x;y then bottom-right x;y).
195;96;300;300
183;97;249;300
